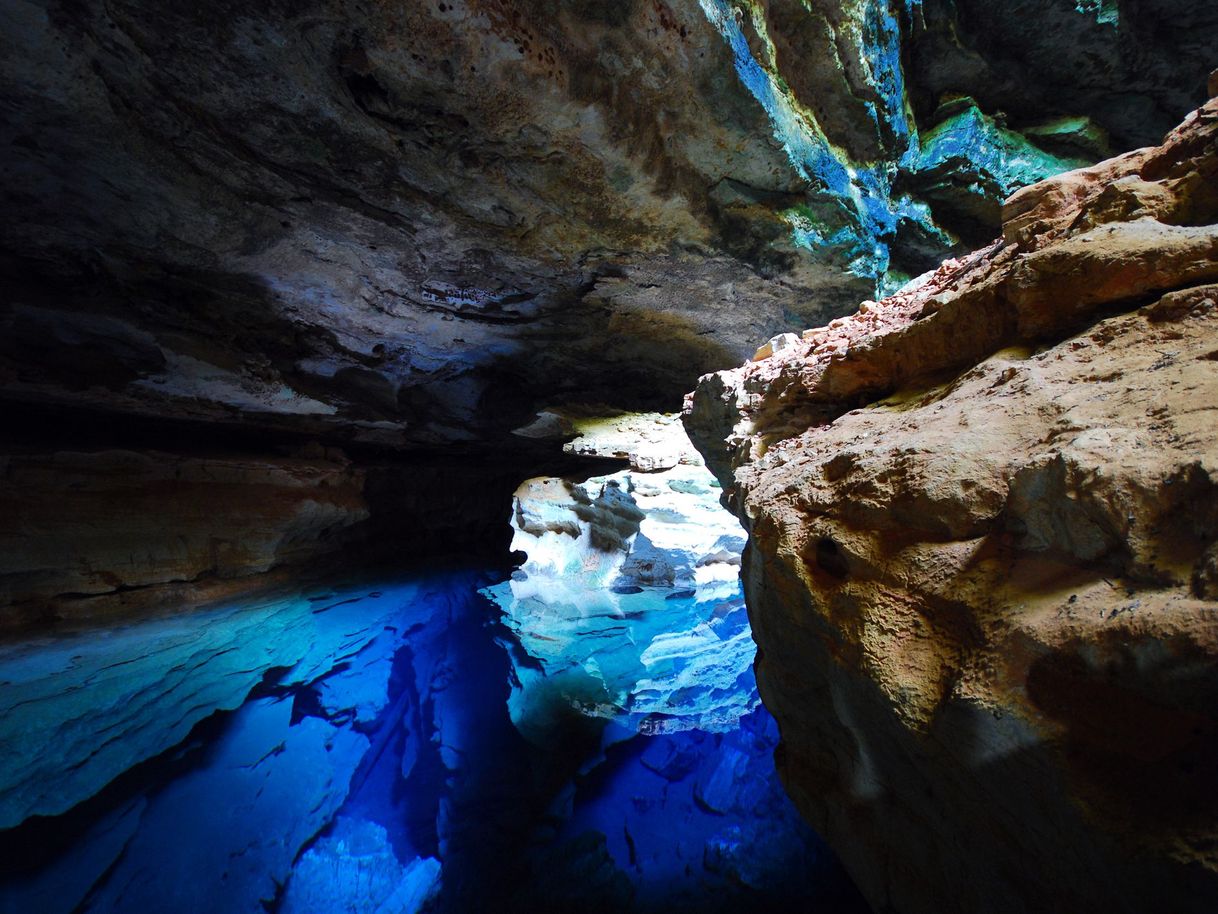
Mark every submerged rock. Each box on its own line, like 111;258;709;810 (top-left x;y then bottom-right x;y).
479;412;871;908
685;95;1218;913
82;696;369;914
0;575;486;912
0;555;861;914
484;412;757;743
0;581;445;828
281;819;440;914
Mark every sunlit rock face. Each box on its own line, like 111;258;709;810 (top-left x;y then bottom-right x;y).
484;413;755;742
685;95;1218;914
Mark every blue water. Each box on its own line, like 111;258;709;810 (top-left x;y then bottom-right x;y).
0;568;867;913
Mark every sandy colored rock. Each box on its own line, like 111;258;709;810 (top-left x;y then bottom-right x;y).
686;97;1218;913
687;97;1218;487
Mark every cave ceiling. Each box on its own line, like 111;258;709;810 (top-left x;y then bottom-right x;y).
1;0;1214;453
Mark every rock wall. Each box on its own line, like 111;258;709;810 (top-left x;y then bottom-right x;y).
0;429;559;629
0;575;469;911
685;94;1218;913
0;447;368;627
2;0;1214;628
2;0;1214;450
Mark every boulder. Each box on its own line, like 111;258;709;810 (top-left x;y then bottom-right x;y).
684;95;1218;914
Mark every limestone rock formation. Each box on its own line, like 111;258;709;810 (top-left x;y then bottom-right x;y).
1;0;1212;443
483;412;756;743
0;448;368;627
3;3;1218;907
685;95;1218;913
0;437;536;629
3;0;1215;627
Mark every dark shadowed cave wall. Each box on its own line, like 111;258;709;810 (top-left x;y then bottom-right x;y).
1;0;1215;620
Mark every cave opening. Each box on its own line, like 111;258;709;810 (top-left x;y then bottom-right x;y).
3;1;1217;912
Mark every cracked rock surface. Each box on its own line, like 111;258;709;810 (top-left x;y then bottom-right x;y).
3;0;1214;446
2;0;1214;623
685;93;1218;914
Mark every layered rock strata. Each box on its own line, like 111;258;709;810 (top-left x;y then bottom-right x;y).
3;1;1215;628
3;0;1214;453
0;447;367;626
685;96;1218;913
0;575;468;912
0;431;553;629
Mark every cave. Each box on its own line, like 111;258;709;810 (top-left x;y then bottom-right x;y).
2;2;1217;913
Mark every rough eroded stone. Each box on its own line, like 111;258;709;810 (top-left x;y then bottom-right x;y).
685;95;1218;914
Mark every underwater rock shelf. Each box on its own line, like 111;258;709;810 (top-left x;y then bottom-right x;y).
0;410;870;913
0;571;864;913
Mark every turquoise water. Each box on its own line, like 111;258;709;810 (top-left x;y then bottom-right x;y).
0;569;867;913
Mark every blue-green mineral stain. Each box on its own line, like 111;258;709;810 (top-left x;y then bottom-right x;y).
1075;0;1119;26
698;1;1100;297
697;0;905;285
910;100;1092;232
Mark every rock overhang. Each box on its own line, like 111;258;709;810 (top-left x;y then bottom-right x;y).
2;0;1216;627
3;0;1214;453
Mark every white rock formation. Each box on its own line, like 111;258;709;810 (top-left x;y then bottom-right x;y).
483;413;757;744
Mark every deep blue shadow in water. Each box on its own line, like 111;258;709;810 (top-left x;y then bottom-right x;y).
339;640;443;862
0;568;870;914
